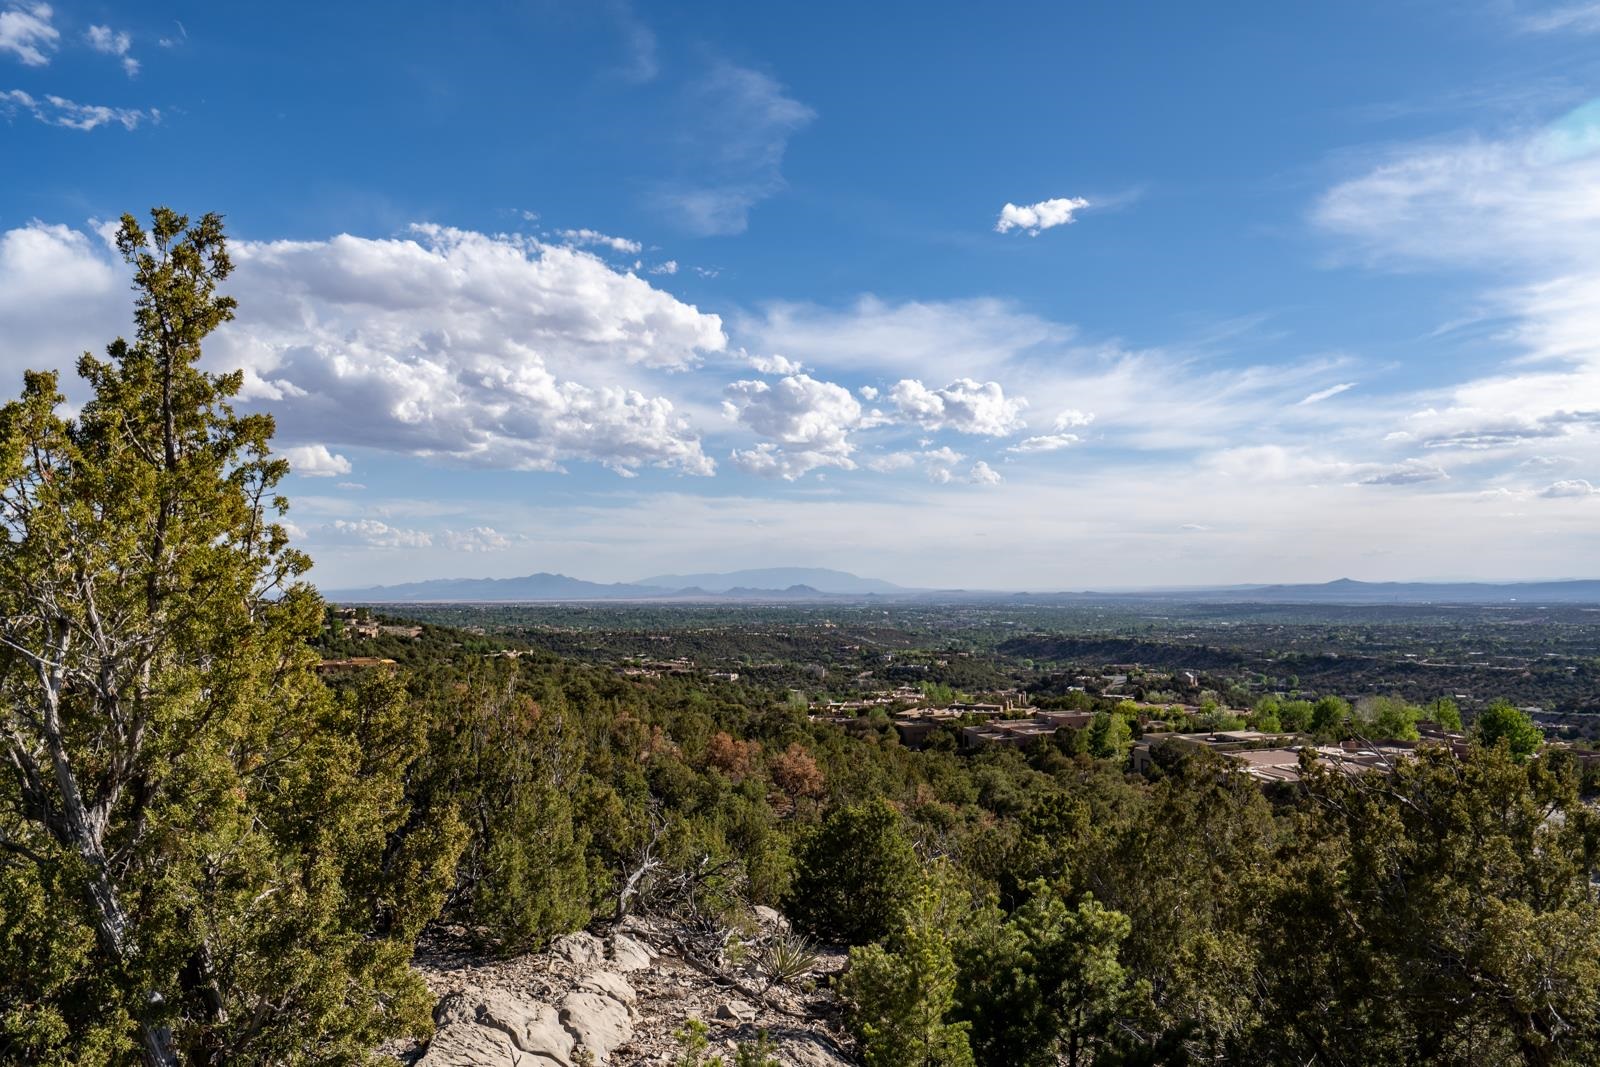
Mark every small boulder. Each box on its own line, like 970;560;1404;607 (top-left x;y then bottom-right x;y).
752;905;789;933
433;990;481;1029
417;1021;521;1067
608;933;654;972
577;970;637;1008
777;1032;856;1067
550;931;606;967
715;999;757;1024
479;993;575;1065
559;989;634;1063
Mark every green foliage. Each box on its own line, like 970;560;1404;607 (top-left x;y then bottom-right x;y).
1474;699;1543;758
1252;744;1600;1064
1277;699;1314;732
412;670;592;953
1355;694;1423;741
1088;711;1133;760
673;1018;714;1067
1431;696;1464;731
957;884;1147;1067
0;209;460;1063
1251;707;1282;732
789;797;919;945
1310;695;1351;737
672;1022;782;1067
754;930;821;990
839;880;975;1067
733;1032;783;1067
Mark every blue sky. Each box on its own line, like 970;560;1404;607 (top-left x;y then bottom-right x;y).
4;0;1600;589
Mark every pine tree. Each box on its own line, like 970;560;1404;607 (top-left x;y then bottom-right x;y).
840;880;974;1067
0;208;461;1064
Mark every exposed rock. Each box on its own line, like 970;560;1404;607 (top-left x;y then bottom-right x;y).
752;905;789;934
479;993;575;1065
551;931;607;967
409;917;855;1065
578;970;637;1007
434;990;482;1029
559;989;633;1062
418;1021;524;1067
773;1031;854;1067
608;933;654;972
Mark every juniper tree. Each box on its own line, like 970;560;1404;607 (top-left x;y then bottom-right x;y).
0;208;460;1065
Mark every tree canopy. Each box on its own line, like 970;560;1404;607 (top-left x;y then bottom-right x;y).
0;209;460;1065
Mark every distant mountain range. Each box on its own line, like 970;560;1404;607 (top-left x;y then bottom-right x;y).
326;567;905;603
635;567;908;595
327;572;672;603
325;571;1600;605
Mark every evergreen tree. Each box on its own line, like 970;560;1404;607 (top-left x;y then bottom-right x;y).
840;880;974;1067
0;209;461;1064
789;796;918;945
957;883;1146;1067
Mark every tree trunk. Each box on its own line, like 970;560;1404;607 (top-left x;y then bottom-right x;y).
44;673;178;1067
80;837;179;1066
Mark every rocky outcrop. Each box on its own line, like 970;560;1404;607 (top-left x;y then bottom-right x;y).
421;988;604;1066
407;921;855;1067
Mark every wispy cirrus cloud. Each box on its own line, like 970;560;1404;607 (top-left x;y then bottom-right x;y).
557;228;641;254
1298;382;1355;405
1315;97;1600;487
1517;1;1600;33
608;0;658;83
0;88;156;129
654;62;815;235
86;23;138;76
0;2;56;66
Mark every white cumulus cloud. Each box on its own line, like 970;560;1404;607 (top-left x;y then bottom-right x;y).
444;526;515;551
0;220;726;479
723;373;861;478
1541;478;1598;497
323;519;433;550
208;225;725;476
995;196;1090;236
282;443;353;478
746;352;803;375
1008;433;1079;453
890;377;1027;436
968;460;1003;485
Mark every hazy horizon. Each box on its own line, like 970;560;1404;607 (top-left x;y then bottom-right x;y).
322;564;1600;595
